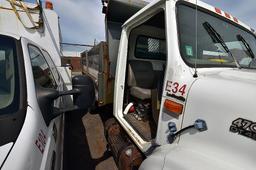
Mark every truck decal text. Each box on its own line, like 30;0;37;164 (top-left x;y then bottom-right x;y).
165;81;187;97
230;118;256;141
35;130;46;154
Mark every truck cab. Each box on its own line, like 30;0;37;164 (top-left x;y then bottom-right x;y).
113;0;256;169
0;1;94;169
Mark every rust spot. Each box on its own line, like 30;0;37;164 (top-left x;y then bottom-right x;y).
118;146;143;170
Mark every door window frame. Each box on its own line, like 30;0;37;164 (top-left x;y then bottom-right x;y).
28;44;58;89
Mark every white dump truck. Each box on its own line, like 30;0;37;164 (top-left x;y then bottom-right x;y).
0;1;94;170
85;0;256;169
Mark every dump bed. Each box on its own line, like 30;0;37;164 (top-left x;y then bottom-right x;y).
104;0;148;76
82;0;148;106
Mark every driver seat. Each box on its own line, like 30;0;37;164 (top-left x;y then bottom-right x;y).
127;60;155;100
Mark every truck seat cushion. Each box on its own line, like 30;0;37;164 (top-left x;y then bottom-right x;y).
127;64;136;87
130;87;151;100
127;60;155;89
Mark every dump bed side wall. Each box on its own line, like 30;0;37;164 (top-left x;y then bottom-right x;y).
106;21;122;77
105;0;148;76
82;42;113;105
83;0;147;105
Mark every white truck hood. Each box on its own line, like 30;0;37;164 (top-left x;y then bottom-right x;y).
199;68;256;82
0;143;13;166
141;69;256;170
164;145;247;170
140;144;247;170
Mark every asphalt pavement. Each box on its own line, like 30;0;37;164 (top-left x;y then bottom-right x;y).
63;105;117;170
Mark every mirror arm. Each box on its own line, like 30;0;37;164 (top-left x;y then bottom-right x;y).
45;88;81;101
53;105;80;117
58;88;81;97
51;88;83;118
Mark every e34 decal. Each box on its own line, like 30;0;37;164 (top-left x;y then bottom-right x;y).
165;81;187;96
230;118;256;141
165;81;187;101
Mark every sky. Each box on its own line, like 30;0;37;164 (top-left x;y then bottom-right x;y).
28;0;256;50
50;0;105;46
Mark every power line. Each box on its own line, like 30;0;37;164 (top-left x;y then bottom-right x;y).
61;42;94;47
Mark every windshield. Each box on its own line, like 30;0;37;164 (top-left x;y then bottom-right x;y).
0;36;19;114
177;4;256;69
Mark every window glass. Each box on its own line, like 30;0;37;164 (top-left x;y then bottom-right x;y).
0;36;27;147
28;45;57;89
42;50;61;82
135;36;166;60
177;4;256;68
0;36;19;112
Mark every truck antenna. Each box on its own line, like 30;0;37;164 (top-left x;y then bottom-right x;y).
193;0;198;78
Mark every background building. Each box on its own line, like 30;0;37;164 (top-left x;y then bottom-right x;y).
61;43;93;74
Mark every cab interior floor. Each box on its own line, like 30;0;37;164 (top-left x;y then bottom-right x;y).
124;113;157;141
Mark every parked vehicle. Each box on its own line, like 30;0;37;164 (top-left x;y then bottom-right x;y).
0;1;94;170
84;0;256;169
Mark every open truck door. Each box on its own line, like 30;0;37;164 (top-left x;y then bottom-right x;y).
108;0;256;169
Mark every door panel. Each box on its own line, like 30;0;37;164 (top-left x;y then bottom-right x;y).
27;42;63;170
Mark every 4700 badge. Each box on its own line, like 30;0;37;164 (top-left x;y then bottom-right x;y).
230;118;256;141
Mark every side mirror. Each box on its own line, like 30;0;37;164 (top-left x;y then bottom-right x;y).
36;75;95;125
36;85;64;125
72;75;95;111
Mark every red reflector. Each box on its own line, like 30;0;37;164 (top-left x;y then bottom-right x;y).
164;99;183;116
45;0;53;10
215;8;222;14
233;17;239;23
224;12;231;19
